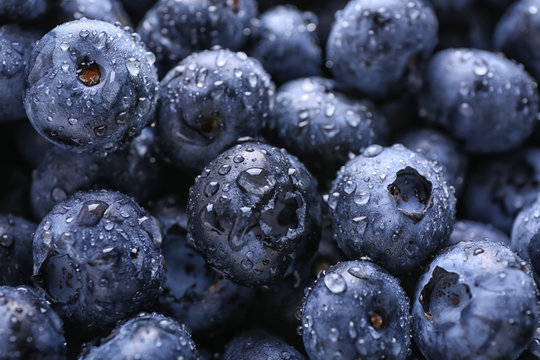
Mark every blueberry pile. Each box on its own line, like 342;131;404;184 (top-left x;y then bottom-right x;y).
3;0;540;359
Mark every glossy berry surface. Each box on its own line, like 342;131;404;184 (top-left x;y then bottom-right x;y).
222;329;305;360
137;0;258;76
80;313;199;360
419;48;539;153
156;49;275;172
0;214;36;286
329;144;456;273
413;241;539;360
0;286;66;360
326;0;438;98
301;260;411;360
250;5;322;84
187;141;321;286
269;77;389;179
32;190;164;331
23;19;159;154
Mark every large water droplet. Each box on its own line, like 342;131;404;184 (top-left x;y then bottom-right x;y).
237;168;276;196
324;272;347;294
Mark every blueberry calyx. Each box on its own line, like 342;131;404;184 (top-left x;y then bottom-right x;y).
387;166;433;223
76;58;101;86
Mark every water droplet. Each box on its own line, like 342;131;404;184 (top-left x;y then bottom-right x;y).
353;191;370;205
345;110;360;127
348;266;367;279
204;182;219;197
473;248;484;256
363;145;383;157
126;57;140;76
473;58;488;76
215;51;228;67
329;327;340;342
324;272;347;293
237;168;276;196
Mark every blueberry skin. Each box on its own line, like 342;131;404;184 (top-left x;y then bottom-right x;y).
0;214;36;287
156;212;254;334
413;241;539;360
137;0;258;76
511;196;540;286
32;190;164;331
79;313;199;360
0;0;48;23
187;141;321;287
326;0;438;99
222;329;305;360
269;77;389;179
0;286;66;360
156;49;275;173
0;25;39;122
250;6;322;84
464;148;540;233
446;220;510;248
400;128;467;195
57;0;131;26
329;144;456;273
301;260;411;360
23;19;159;154
419;49;539;153
31;128;158;219
494;0;540;81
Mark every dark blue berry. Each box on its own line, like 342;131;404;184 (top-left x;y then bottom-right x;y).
23;19;159;154
250;5;322;83
32;190;164;331
464;148;540;233
57;0;131;26
0;214;36;287
326;0;438;98
413;240;538;360
222;329;305;360
0;286;66;359
511;196;540;286
0;25;39;122
446;220;510;248
154;197;254;334
187;141;321;286
80;313;199;360
269;77;389;179
155;49;275;172
419;49;539;153
301;260;411;360
329;144;456;273
0;0;48;23
137;0;258;76
30;128;159;219
400;128;468;195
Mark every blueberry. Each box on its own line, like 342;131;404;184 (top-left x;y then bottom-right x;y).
23;19;159;154
79;313;199;360
329;144;456;273
31;128;159;219
400;128;468;195
0;286;66;359
326;0;438;98
57;0;131;26
154;198;254;335
464;148;540;233
0;25;39;122
187;141;321;286
0;0;48;23
446;220;510;248
301;260;411;360
137;0;258;76
511;196;540;286
494;0;540;81
155;49;275;173
32;190;164;331
222;329;305;360
250;5;322;84
413;240;539;360
0;214;36;287
269;77;389;180
419;49;539;153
